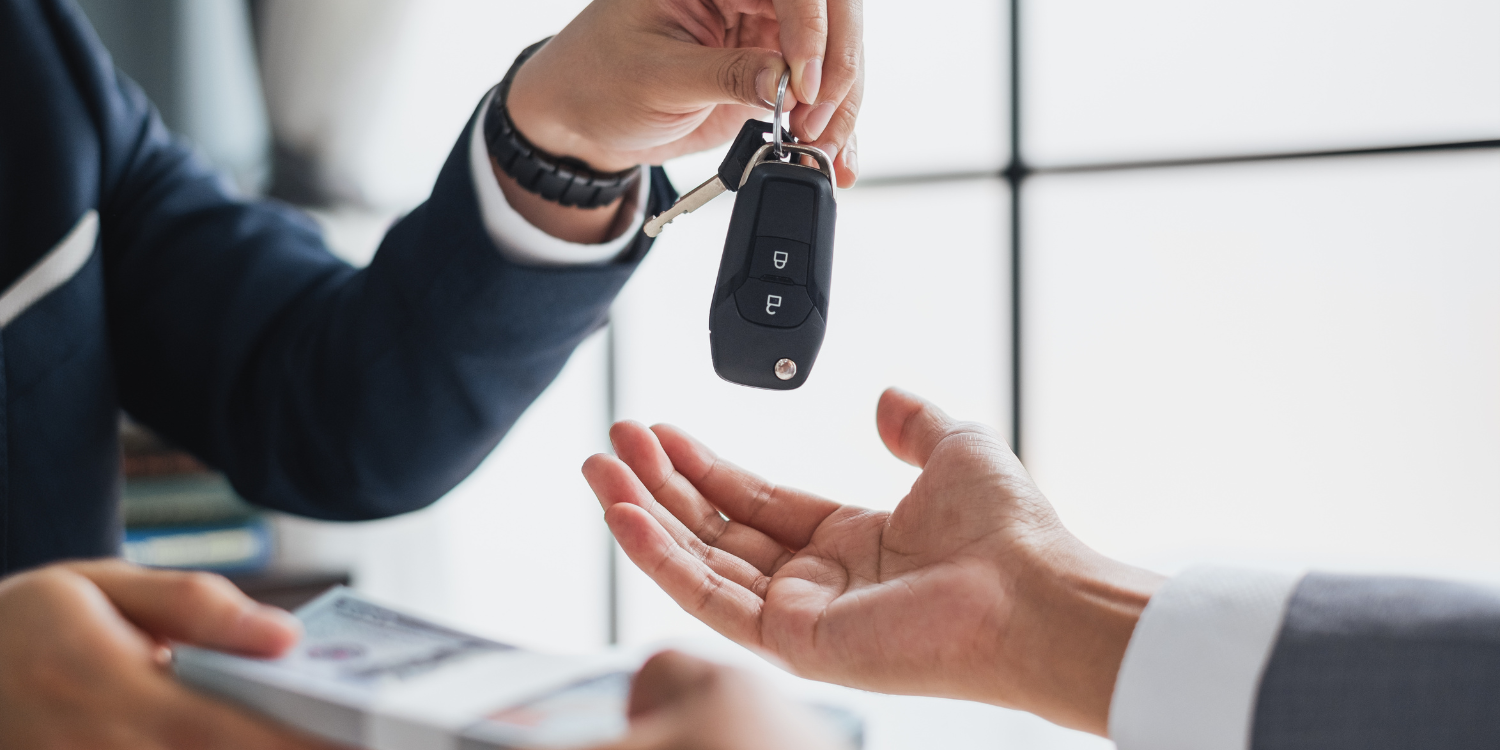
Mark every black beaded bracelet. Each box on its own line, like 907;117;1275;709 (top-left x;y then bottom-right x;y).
485;38;641;209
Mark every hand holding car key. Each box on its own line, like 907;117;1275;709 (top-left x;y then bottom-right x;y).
646;71;837;390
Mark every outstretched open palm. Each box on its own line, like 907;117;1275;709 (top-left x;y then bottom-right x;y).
582;388;1075;706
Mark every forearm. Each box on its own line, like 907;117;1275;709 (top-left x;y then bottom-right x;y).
214;120;655;519
996;537;1164;735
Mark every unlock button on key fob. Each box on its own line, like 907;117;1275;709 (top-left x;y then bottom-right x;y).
735;279;813;328
748;237;809;285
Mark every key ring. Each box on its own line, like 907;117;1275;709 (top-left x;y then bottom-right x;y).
772;68;790;160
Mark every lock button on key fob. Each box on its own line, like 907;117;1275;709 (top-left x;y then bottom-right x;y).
747;237;809;285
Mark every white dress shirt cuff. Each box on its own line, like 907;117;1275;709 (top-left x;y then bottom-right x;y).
468;89;649;267
1109;566;1305;750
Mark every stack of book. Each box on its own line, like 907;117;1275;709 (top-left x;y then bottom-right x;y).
121;420;273;574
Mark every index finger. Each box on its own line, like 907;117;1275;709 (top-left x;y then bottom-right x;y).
650;424;842;550
773;0;830;105
64;560;301;658
605;502;768;647
606;422;796;577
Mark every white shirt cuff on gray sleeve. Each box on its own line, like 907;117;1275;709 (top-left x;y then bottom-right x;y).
1109;566;1305;750
468;89;649;267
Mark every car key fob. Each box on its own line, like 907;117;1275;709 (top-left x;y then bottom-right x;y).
708;143;837;390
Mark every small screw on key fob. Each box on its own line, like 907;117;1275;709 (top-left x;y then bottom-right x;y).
708;143;837;389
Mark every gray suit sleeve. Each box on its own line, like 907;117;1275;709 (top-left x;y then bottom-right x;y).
1250;573;1500;750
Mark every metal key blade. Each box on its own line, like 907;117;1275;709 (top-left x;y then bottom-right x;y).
644;174;727;237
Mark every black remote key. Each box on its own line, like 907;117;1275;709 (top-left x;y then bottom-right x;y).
708;144;837;390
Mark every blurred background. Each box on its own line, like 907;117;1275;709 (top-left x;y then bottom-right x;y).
80;0;1500;748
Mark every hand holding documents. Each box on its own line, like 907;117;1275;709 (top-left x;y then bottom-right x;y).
175;587;862;750
175;587;637;750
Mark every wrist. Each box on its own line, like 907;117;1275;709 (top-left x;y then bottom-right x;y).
1000;537;1164;736
490;156;635;245
506;48;638;174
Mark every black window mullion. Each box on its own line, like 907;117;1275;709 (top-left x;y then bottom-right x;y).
1008;0;1026;458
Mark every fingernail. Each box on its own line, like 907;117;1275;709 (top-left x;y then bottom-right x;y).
755;67;779;109
842;143;858;181
802;102;836;140
800;57;822;104
234;605;302;655
257;605;303;635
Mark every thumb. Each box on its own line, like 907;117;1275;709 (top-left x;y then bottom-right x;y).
627;650;718;718
580;651;718;750
876;387;958;468
655;42;789;110
63;560;301;657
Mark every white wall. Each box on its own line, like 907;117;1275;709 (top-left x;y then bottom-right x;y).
1025;0;1500;165
1024;150;1500;582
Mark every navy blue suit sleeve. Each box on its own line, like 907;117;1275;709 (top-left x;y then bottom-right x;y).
53;2;673;519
